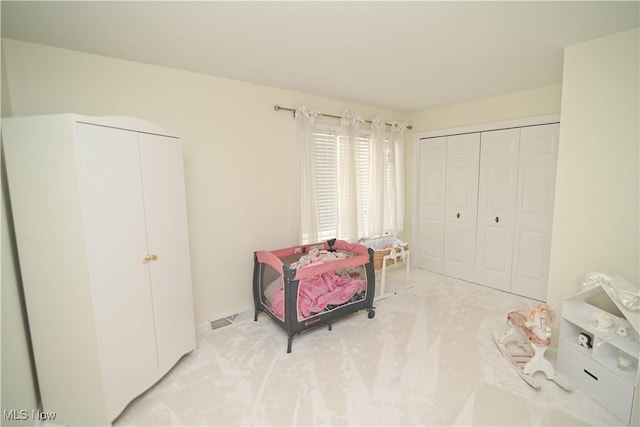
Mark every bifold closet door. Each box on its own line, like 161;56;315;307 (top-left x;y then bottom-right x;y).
418;137;447;273
139;133;196;372
475;128;520;292
76;123;158;417
443;133;480;282
510;124;559;301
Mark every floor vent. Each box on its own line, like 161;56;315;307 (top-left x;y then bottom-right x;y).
209;313;239;330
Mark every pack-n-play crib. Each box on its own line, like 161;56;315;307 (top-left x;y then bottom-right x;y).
253;239;375;352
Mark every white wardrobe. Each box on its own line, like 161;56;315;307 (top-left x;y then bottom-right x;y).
417;118;559;301
3;115;196;426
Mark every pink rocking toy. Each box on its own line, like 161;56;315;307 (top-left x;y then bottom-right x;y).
492;304;572;391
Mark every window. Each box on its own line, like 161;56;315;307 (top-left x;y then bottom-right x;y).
301;123;403;244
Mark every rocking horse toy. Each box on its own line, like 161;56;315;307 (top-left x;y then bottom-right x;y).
492;303;572;391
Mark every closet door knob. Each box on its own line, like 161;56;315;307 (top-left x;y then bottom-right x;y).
456;212;460;219
495;216;500;223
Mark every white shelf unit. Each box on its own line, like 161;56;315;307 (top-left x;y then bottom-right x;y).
557;283;639;425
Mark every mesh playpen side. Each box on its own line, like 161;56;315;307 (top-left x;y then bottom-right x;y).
253;239;375;352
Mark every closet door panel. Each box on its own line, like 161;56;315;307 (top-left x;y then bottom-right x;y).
139;133;196;371
511;124;559;301
418;138;447;273
475;128;520;291
445;222;473;267
480;227;509;271
443;133;480;282
76;124;158;417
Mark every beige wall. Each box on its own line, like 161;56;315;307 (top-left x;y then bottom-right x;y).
1;49;39;425
0;38;405;324
547;29;639;326
406;84;562;133
2;152;40;425
401;84;562;244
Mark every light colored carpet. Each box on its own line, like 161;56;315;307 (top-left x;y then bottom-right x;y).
114;268;623;426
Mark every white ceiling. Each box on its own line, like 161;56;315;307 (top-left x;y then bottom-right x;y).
2;1;638;112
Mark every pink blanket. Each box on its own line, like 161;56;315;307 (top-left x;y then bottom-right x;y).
268;271;366;320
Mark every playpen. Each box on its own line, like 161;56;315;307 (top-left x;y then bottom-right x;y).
253;239;375;352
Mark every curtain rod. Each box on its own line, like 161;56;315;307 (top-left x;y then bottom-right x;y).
273;104;412;130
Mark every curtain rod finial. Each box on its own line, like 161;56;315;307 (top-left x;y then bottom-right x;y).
274;104;281;111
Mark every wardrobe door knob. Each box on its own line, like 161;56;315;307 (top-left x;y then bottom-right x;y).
456;212;460;219
143;254;159;263
495;216;500;223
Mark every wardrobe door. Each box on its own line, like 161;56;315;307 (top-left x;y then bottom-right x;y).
76;123;158;418
443;133;480;282
475;128;520;291
138;133;196;372
510;124;559;301
418;137;447;273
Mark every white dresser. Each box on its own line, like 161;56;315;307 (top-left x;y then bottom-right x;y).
3;114;196;426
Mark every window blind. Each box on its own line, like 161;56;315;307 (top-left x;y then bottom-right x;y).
301;124;400;243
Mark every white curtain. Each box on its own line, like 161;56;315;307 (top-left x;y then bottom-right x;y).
338;111;364;241
369;117;386;237
390;121;406;234
370;118;406;237
297;105;406;243
296;106;320;243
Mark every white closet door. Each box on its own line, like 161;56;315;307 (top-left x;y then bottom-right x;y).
510;124;559;301
418;137;447;273
475;128;520;291
76;124;158;418
443;133;480;282
139;133;196;372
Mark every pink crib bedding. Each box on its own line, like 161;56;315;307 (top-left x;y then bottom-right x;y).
257;241;369;321
268;271;366;319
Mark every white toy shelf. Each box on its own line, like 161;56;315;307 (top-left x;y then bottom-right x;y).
556;280;639;425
